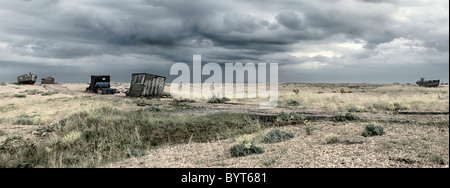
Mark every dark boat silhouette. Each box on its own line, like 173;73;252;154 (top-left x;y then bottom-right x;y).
17;73;37;84
416;78;440;87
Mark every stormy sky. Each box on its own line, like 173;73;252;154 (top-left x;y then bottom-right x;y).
0;0;448;83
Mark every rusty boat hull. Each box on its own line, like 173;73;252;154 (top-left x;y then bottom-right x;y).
17;73;37;84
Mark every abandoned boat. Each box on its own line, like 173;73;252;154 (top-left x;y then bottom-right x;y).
17;73;37;84
416;78;440;87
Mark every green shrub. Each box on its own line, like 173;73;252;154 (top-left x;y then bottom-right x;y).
345;113;359;121
230;143;264;157
286;100;300;106
348;106;368;113
278;113;290;121
125;149;145;158
263;129;294;143
0;136;32;153
230;135;264;157
145;105;161;112
13;94;26;98
332;114;346;121
14;119;34;125
41;91;59;96
13;114;40;125
304;120;312;135
262;159;276;167
373;102;408;111
429;154;445;165
361;124;385;137
230;137;264;158
207;97;230;103
324;134;340;144
0;105;17;113
62;131;82;145
16;114;36;119
333;113;359;121
23;89;43;95
171;100;196;110
278;112;305;123
173;98;195;103
0;82;6;86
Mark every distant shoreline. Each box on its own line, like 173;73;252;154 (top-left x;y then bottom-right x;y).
1;81;448;86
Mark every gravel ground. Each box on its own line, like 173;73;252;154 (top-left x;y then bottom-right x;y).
105;120;449;168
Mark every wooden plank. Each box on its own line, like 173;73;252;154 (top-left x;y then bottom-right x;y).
151;78;157;96
130;84;144;97
157;77;164;95
142;80;148;96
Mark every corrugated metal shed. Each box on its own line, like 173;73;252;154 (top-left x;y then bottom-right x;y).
127;73;166;97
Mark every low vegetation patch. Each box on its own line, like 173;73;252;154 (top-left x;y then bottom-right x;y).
339;88;352;93
173;98;195;103
278;112;305;124
21;89;43;95
324;134;340;144
13;94;26;98
262;129;294;144
171;99;197;110
14;119;34;125
13;114;40;125
41;91;59;96
0;82;6;86
332;113;360;121
262;158;277;167
304;120;312;135
0;105;17;113
0;107;267;167
207;97;230;103
144;105;161;112
428;154;445;165
230;135;264;157
361;124;385;137
348;105;368;113
373;102;408;111
286;100;300;106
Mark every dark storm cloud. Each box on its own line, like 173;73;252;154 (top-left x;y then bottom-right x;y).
223;13;262;33
0;0;448;83
276;11;304;30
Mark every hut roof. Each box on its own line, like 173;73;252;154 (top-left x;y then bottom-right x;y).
132;73;166;78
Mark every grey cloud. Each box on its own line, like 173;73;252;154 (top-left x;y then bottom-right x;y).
0;0;448;83
8;39;100;59
276;11;304;30
359;0;398;4
223;13;262;33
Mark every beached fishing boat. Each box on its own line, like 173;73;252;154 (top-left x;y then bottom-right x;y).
416;78;440;87
17;73;37;84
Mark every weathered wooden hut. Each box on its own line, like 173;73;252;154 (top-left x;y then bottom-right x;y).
127;73;166;97
87;75;110;93
41;77;54;84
